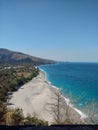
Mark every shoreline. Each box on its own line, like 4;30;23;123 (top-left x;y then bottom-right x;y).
8;70;86;124
40;69;86;119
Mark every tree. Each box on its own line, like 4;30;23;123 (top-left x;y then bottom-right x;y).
45;90;73;124
24;113;48;126
83;100;98;124
10;108;24;125
0;101;7;124
45;89;87;124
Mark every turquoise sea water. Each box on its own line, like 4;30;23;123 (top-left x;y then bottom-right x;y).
39;62;98;110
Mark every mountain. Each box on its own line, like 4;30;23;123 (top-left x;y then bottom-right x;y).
0;48;56;65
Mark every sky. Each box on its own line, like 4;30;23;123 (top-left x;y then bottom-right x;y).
0;0;98;62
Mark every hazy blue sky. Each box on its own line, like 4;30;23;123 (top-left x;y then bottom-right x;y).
0;0;98;62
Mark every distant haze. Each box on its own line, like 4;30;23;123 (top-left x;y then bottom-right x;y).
0;0;98;62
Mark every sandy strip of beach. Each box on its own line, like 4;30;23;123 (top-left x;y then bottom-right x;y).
8;71;86;124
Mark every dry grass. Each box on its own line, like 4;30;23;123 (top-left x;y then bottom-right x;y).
17;72;31;78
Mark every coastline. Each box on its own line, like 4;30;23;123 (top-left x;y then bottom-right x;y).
40;69;87;120
8;70;86;124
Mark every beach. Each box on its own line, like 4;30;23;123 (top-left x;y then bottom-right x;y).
8;71;86;124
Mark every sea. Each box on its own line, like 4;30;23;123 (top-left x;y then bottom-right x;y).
39;62;98;111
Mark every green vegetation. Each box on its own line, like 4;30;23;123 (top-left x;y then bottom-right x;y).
0;63;41;125
0;63;97;125
24;114;48;126
4;107;48;126
6;108;24;125
0;64;39;103
0;101;7;124
0;63;49;126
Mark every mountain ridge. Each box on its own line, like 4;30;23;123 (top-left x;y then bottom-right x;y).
0;48;56;65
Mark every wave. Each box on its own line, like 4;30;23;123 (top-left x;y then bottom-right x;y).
39;68;87;119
